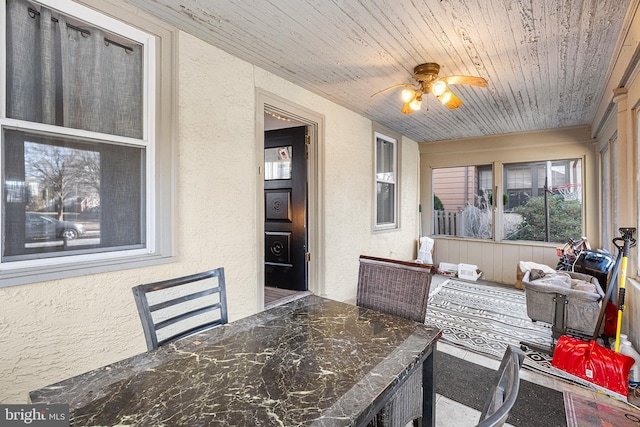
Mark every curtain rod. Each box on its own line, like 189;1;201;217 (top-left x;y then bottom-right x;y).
28;7;134;54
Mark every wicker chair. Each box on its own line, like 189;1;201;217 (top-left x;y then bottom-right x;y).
356;255;433;427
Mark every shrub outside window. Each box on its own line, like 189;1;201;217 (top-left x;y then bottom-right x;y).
432;165;493;239
2;0;155;270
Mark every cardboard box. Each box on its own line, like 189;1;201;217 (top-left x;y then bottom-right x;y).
458;263;480;281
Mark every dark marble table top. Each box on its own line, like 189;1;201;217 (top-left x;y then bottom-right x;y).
30;295;441;426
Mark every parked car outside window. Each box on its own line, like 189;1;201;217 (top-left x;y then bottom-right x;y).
25;213;85;241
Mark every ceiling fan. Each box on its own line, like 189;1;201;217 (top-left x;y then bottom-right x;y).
372;63;488;114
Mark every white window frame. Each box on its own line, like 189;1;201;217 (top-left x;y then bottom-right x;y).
374;131;398;231
637;108;640;277
502;158;584;243
431;164;494;239
0;0;174;287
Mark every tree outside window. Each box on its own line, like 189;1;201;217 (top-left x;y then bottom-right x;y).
25;141;100;222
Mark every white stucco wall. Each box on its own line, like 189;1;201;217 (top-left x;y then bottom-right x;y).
0;26;420;403
252;65;420;304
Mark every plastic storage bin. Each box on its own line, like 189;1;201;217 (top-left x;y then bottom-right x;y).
458;263;480;281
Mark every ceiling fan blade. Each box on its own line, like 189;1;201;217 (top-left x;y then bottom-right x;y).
440;75;488;87
437;89;463;109
371;83;416;97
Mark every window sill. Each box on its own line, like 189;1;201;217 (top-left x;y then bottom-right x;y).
0;253;176;288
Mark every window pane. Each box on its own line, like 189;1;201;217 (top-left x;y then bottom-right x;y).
611;139;619;236
264;146;292;180
503;159;582;242
601;147;611;251
3;128;145;260
376;182;394;224
374;133;397;229
432;165;493;239
6;0;143;138
376;137;395;182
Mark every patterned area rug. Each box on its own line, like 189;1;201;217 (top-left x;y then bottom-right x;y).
424;279;587;384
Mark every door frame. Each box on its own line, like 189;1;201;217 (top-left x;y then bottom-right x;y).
256;90;325;310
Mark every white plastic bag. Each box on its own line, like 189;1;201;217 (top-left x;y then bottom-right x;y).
417;236;434;265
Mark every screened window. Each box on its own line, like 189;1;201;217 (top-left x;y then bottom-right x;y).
637;110;640;276
374;132;397;229
503;159;583;243
432;165;493;239
601;146;611;253
2;0;154;269
611;138;619;242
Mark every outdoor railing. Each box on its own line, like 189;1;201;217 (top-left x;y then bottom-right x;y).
433;210;460;236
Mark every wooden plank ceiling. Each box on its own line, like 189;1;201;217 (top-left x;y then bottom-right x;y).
125;0;633;142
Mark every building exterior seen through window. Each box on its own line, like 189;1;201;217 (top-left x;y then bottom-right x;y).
432;159;583;243
432;165;493;239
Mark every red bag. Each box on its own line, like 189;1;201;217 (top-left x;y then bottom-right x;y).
552;336;634;397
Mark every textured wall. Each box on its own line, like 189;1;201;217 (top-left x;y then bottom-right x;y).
0;31;257;405
252;68;420;304
430;238;560;285
0;29;420;403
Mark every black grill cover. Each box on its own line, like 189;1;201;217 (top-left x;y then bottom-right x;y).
573;250;615;290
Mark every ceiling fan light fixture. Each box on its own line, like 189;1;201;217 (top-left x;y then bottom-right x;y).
371;61;486;113
409;96;422;111
401;89;416;103
431;80;447;96
437;91;452;104
437;89;463;109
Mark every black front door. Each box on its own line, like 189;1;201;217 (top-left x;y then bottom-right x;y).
264;126;307;291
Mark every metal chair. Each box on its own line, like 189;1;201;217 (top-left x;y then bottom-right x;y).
357;255;432;427
132;268;228;351
476;345;526;427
